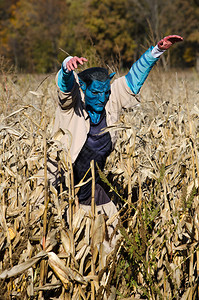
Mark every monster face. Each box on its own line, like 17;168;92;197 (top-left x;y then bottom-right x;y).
78;67;115;123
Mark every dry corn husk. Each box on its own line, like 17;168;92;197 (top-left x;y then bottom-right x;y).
1;71;199;299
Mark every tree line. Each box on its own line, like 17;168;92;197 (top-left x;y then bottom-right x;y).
0;0;199;73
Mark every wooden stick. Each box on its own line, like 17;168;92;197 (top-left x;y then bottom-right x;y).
43;123;48;249
68;154;74;231
90;160;96;300
58;151;63;202
91;160;96;218
39;118;48;299
25;188;30;225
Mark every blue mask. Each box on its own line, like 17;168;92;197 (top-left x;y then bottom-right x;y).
79;72;115;124
85;79;110;111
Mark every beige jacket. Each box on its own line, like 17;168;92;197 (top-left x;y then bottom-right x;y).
53;72;139;163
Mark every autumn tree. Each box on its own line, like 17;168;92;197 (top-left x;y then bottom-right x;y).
79;0;149;67
76;0;175;67
0;0;68;72
0;0;198;72
158;0;199;69
0;0;18;61
58;0;89;64
179;0;199;70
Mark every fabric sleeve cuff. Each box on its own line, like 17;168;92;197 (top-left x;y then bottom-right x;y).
62;56;73;73
151;45;166;58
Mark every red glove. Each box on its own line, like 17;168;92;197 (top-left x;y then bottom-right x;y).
158;35;183;50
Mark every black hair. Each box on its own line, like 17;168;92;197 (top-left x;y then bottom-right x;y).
78;67;109;87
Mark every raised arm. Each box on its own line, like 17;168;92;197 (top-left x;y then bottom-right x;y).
125;35;183;94
57;56;88;93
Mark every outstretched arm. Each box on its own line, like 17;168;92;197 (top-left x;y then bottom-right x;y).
125;35;183;94
57;56;88;93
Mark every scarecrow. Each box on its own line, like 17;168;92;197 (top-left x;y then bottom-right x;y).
48;35;183;250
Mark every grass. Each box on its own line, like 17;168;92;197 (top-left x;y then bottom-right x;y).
1;63;199;299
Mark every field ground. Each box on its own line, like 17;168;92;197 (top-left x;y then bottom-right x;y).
1;67;199;299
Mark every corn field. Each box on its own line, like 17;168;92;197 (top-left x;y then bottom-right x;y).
1;61;199;299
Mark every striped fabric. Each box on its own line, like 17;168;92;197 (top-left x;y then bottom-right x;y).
125;46;159;94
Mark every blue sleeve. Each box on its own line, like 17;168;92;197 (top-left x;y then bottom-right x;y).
125;46;159;94
57;64;75;93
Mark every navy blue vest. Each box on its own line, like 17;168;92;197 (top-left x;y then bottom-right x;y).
73;111;112;204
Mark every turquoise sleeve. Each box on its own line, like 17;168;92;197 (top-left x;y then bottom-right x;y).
57;64;75;92
125;46;159;94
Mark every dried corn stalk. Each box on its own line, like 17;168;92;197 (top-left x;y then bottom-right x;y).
1;70;199;299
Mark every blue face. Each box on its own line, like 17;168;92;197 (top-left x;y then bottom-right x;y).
85;79;111;112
